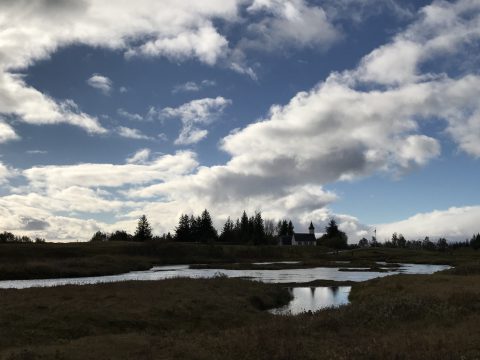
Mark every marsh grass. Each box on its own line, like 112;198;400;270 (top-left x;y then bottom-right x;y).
2;242;480;358
1;270;480;359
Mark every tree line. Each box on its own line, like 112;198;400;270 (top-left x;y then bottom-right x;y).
0;232;45;244
175;210;296;245
2;210;479;252
357;232;480;251
89;210;296;246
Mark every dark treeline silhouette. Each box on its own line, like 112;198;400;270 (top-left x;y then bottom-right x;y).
0;231;45;244
175;209;218;243
90;215;173;242
216;211;294;245
317;219;348;249
357;232;480;251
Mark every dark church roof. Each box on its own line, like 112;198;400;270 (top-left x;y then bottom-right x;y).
309;221;315;230
293;233;316;242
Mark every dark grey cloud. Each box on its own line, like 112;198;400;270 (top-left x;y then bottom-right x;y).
21;217;49;230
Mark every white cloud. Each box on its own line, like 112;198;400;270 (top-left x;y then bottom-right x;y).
125;25;229;66
117;108;144;121
161;97;232;123
244;0;341;51
2;0;480;243
0;162;15;185
173;81;200;93
160;97;232;145
172;80;216;93
86;74;112;95
0;0;240;136
377;206;480;242
116;126;152;140
23;151;198;191
125;0;480;240
357;0;480;86
0;120;19;143
175;127;209;145
126;149;151;164
0;74;107;134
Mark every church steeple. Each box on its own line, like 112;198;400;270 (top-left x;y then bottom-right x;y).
309;222;315;235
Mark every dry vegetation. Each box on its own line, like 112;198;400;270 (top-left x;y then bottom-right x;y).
1;244;480;359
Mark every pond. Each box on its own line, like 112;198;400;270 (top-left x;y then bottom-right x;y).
270;286;351;315
0;263;449;289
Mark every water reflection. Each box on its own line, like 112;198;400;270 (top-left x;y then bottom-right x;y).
0;263;450;289
270;286;351;315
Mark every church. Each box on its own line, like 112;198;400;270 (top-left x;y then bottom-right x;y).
279;222;317;246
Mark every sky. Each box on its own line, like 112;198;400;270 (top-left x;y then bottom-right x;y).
0;0;480;242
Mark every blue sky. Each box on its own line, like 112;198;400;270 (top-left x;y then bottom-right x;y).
0;0;479;242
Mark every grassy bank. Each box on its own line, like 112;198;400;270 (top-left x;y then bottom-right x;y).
1;241;474;280
1;266;480;359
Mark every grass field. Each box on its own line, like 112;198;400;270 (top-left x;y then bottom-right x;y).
1;243;480;359
1;263;480;359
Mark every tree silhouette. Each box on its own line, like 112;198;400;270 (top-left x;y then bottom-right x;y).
470;233;480;250
134;215;153;242
319;219;348;249
358;237;369;247
199;209;218;242
252;211;265;245
287;221;294;236
220;217;235;242
90;231;107;242
175;214;191;242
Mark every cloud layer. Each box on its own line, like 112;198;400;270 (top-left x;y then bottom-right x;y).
0;0;480;243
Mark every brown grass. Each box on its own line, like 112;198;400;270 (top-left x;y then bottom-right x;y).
1;268;480;359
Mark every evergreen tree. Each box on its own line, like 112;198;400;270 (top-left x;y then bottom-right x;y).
90;231;107;242
319;218;348;249
277;220;289;236
422;236;435;250
240;211;250;243
220;217;235;242
190;215;201;242
199;209;218;242
175;214;191;242
436;237;448;251
397;234;407;248
470;233;480;250
134;215;153;242
391;232;399;247
252;211;265;245
287;221;294;236
109;230;132;242
358;237;369;247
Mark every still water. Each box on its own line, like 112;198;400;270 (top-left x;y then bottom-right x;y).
270;286;351;315
0;263;449;289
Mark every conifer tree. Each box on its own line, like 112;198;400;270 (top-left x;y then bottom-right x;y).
134;215;153;242
175;214;191;242
220;217;235;242
199;209;218;242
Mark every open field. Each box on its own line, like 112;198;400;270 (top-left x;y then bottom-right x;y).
1;241;477;280
1;263;480;359
1;242;480;358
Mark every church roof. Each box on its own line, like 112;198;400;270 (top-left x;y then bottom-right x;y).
294;233;316;242
309;221;315;230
